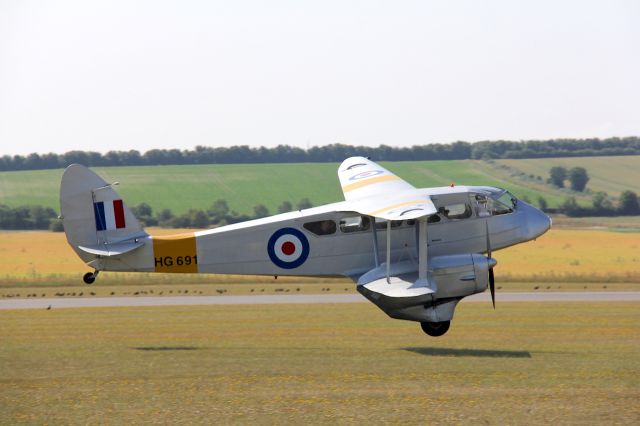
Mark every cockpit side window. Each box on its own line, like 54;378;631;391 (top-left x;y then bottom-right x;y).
431;195;473;221
474;191;517;216
474;194;492;217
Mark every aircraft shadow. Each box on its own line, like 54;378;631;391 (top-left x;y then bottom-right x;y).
403;347;531;358
133;346;201;351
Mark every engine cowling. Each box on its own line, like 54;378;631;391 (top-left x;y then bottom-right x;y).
429;253;495;299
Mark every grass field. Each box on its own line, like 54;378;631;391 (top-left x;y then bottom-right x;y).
2;156;638;215
1;302;638;424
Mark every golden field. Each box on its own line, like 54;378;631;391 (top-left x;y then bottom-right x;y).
1;225;639;288
0;228;331;288
497;228;640;282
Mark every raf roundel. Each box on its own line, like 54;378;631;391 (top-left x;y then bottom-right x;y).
267;228;310;269
349;170;384;181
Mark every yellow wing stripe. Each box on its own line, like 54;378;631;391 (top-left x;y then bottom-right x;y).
366;199;428;217
342;175;400;192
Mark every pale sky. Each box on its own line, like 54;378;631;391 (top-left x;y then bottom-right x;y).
1;0;639;156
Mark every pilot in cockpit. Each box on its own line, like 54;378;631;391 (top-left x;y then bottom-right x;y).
475;195;491;217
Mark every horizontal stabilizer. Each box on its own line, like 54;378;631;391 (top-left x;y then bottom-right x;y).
78;241;145;257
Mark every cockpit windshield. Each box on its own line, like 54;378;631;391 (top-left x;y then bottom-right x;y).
473;190;517;216
495;191;517;211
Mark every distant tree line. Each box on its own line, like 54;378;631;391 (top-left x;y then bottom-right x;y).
2;137;639;171
131;198;314;228
0;199;314;231
0;205;59;230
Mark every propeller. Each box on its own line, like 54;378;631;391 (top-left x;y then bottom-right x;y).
485;221;496;309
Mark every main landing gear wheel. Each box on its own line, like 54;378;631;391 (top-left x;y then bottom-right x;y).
82;271;98;285
420;321;451;337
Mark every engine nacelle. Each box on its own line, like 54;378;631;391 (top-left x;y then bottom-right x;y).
429;253;494;299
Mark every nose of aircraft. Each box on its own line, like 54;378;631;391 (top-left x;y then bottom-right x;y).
524;203;552;240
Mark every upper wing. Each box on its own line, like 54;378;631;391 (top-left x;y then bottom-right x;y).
338;157;437;220
338;157;416;201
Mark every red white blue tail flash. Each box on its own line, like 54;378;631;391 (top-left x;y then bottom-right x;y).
94;200;126;231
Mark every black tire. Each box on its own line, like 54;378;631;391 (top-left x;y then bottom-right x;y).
420;321;450;337
83;272;96;285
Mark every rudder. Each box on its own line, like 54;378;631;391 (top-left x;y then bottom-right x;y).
60;164;147;264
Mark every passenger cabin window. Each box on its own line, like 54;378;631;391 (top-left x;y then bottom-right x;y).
303;220;337;236
438;203;472;220
339;215;371;233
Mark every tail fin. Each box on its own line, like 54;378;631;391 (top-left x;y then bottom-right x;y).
60;164;147;264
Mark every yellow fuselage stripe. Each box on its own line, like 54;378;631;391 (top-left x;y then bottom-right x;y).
342;175;400;192
152;233;198;273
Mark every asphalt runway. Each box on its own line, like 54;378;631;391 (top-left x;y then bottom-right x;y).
1;292;639;310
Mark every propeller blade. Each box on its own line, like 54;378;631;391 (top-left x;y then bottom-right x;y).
485;220;492;259
489;268;495;309
486;220;495;309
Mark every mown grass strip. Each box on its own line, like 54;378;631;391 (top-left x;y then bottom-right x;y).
1;302;638;424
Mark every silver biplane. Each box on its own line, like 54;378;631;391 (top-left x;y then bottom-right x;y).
60;157;550;336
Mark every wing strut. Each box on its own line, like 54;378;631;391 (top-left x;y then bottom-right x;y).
386;220;391;283
415;217;432;289
370;217;380;268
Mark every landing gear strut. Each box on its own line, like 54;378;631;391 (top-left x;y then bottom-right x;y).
83;271;99;285
420;321;450;337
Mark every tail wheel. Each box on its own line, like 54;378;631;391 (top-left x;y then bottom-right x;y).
83;272;96;285
420;321;450;337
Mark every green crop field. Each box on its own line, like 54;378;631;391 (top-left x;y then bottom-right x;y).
1;302;638;424
1;156;638;216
